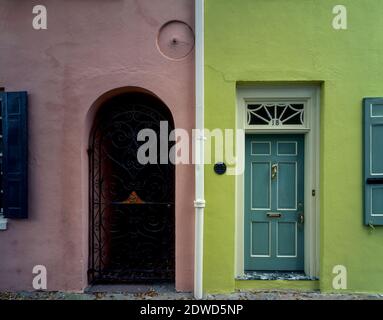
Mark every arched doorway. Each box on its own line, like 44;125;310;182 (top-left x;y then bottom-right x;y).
88;92;175;284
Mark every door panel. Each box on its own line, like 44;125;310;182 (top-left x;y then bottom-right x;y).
277;222;297;257
245;134;304;271
251;162;271;210
251;222;271;257
278;162;297;210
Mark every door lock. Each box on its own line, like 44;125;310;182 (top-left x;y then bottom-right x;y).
298;202;304;224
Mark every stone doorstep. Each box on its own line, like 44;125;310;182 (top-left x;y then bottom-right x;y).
237;271;318;281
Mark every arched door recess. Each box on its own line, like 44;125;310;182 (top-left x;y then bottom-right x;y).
88;92;175;284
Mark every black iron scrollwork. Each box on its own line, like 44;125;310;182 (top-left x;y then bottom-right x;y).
88;94;175;284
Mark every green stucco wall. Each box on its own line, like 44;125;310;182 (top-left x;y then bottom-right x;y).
204;0;383;294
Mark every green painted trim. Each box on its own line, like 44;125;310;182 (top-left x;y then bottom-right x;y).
235;280;320;292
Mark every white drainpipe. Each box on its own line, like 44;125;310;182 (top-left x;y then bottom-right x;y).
194;0;205;300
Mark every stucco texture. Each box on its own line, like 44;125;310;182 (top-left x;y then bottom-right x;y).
204;0;383;293
0;0;195;292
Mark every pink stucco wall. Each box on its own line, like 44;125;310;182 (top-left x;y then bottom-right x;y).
0;0;195;292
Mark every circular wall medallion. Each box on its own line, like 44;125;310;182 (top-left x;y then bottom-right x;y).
157;21;195;60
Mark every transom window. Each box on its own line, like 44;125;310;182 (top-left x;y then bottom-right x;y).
247;102;306;128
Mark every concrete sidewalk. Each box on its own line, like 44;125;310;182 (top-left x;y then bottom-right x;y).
1;287;382;300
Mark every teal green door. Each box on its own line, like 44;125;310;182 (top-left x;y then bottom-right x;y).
245;134;304;271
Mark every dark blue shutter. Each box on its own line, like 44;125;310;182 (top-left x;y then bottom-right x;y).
364;98;383;225
0;92;28;219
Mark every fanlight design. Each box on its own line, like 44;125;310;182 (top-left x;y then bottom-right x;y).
247;103;305;126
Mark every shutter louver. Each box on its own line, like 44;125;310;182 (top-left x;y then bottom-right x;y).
0;92;28;219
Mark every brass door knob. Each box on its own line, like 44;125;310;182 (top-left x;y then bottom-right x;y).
271;164;278;180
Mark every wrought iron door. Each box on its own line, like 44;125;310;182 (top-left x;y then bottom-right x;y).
88;93;175;284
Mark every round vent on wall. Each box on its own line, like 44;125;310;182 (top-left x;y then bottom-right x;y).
157;21;195;60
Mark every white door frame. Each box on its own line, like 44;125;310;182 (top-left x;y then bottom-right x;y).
235;85;320;278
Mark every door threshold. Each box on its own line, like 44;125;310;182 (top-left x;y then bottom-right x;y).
237;271;318;281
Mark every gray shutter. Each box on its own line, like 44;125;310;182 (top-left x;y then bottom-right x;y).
364;98;383;225
0;92;28;219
